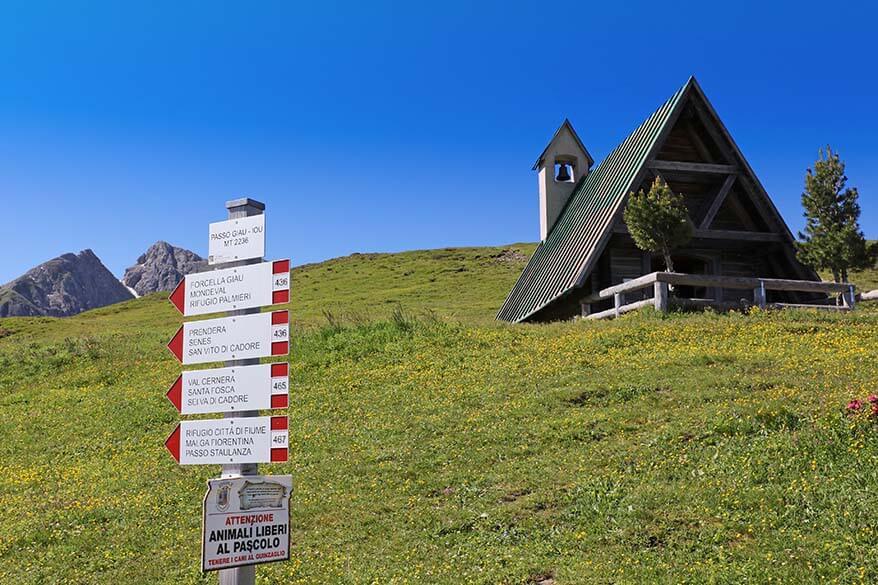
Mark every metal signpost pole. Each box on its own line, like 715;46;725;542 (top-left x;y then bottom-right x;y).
166;197;289;579
219;197;264;585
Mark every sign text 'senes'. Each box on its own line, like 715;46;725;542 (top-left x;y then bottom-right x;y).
166;310;289;365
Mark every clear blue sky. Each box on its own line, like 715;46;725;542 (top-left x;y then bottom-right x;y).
2;1;876;283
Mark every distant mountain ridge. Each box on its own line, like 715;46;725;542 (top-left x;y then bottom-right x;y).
0;249;134;317
121;241;206;296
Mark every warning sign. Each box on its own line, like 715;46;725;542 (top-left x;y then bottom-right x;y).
202;475;292;572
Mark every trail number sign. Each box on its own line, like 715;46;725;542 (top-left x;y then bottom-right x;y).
165;415;289;465
166;310;289;365
166;362;289;415
170;260;290;316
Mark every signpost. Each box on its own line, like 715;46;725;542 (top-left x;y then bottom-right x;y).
202;475;292;572
169;260;290;316
166;363;289;415
165;198;291;584
166;310;290;365
164;415;289;465
208;214;266;265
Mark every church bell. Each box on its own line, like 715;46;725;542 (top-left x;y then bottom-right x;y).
556;163;571;182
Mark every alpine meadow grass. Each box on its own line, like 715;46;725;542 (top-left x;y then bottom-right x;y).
2;245;878;583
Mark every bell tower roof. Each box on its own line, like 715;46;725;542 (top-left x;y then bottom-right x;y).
532;119;593;171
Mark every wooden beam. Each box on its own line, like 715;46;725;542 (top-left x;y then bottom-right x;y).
657;273;848;294
651;169;669;185
583;270;848;305
648;160;738;174
689;94;803;250
692;229;782;242
586;298;654;320
753;283;766;308
725;190;759;231
772;303;850;311
615;223;780;244
654;282;669;312
760;278;850;293
690;101;737;163
685;121;715;163
698;174;736;228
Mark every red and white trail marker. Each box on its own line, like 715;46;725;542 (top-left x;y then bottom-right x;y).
169;259;290;317
166;362;289;415
167;310;289;365
165;415;289;465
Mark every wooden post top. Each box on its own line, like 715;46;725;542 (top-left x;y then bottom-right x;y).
225;198;265;211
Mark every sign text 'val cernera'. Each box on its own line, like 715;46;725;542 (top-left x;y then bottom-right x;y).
164;199;293;581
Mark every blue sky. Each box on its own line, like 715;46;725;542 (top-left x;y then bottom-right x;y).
1;1;876;283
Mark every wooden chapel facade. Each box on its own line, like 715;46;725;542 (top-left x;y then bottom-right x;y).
498;77;819;323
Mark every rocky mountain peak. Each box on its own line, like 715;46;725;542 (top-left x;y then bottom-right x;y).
122;241;206;296
0;249;134;317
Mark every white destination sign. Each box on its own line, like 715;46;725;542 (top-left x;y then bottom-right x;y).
167;310;289;365
202;475;292;572
170;259;290;317
165;415;289;465
208;214;265;265
166;362;289;415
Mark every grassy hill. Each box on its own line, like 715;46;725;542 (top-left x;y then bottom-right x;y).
2;245;878;584
289;244;536;327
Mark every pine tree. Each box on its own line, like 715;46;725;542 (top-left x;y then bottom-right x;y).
624;177;692;272
797;146;869;283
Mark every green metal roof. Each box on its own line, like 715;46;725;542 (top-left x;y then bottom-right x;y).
497;80;689;323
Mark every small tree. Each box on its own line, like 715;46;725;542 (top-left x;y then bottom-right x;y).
624;177;692;272
797;146;869;283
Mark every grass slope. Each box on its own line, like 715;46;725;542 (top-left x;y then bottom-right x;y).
289;244;536;327
2;245;878;584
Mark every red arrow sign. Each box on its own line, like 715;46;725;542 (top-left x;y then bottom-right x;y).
165;311;288;365
169;279;185;314
165;425;181;463
165;417;287;465
167;326;184;362
168;260;290;317
166;364;288;415
166;375;182;411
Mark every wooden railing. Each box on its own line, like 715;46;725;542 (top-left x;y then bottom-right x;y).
580;272;856;320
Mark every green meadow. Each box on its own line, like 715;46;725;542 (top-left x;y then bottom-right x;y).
2;244;878;584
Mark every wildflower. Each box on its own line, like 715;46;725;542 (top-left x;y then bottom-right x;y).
869;394;878;404
847;399;862;412
871;403;878;418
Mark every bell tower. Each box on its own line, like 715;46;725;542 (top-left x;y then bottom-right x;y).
533;119;593;240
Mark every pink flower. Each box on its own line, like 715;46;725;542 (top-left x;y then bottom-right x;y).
868;394;878;404
871;403;878;418
847;399;863;412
